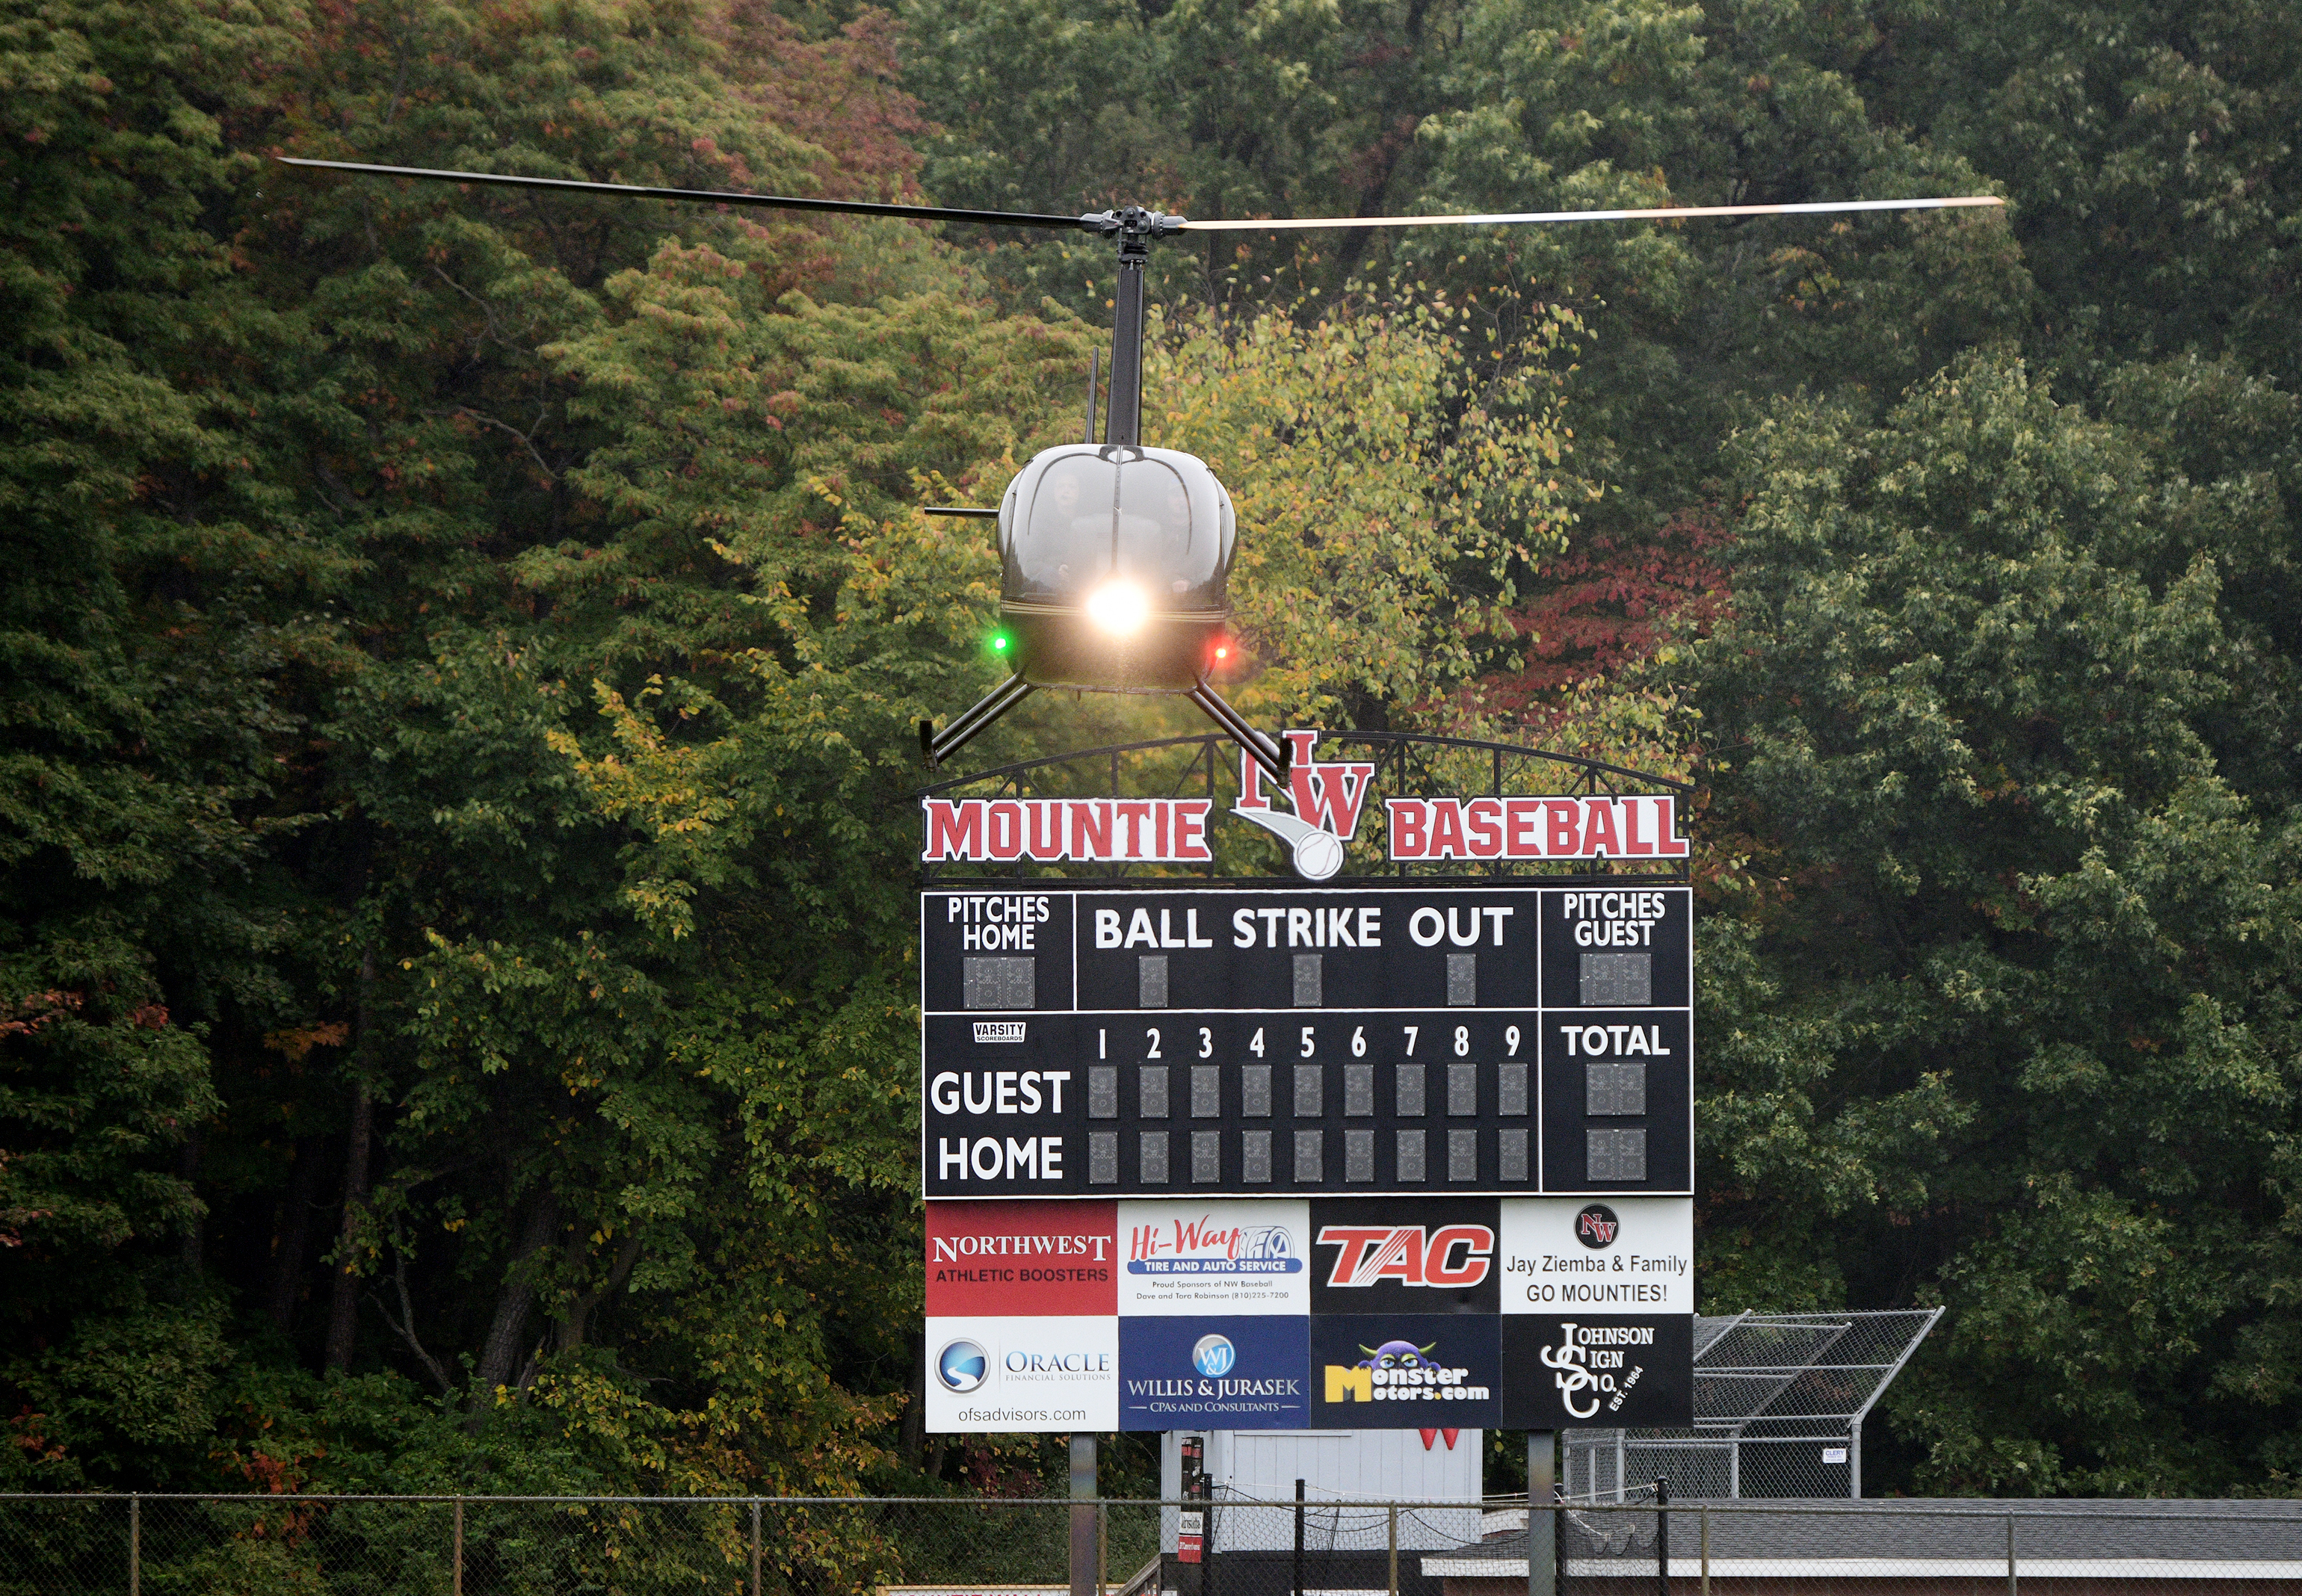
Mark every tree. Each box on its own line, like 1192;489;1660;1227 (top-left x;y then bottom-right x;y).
0;0;1098;1493
1690;350;2302;1493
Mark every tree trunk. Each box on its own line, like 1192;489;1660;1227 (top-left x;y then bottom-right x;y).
266;1133;327;1334
324;950;381;1372
556;1228;644;1354
321;1081;373;1370
901;1333;927;1468
466;1192;558;1426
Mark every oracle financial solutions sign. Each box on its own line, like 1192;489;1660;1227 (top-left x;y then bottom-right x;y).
920;730;1686;879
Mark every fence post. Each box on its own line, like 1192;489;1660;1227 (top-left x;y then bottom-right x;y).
2006;1514;2016;1596
1387;1503;1398;1596
1555;1485;1565;1596
1654;1478;1668;1596
129;1494;140;1596
1527;1432;1555;1596
1293;1479;1305;1596
1699;1507;1709;1596
453;1497;464;1596
1070;1435;1097;1596
750;1498;762;1596
1099;1499;1109;1596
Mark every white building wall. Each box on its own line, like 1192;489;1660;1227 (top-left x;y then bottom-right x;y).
1159;1430;1483;1554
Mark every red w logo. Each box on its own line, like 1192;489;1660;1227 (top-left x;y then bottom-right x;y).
1237;729;1374;838
1283;731;1373;838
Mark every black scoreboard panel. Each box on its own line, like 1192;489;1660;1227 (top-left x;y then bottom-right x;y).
920;885;1691;1198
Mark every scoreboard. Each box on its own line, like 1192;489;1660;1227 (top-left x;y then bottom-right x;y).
920;883;1691;1199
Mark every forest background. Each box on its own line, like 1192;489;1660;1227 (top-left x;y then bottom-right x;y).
3;0;2300;1501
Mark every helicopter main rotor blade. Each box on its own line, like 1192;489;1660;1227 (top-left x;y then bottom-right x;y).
274;157;1093;231
1176;194;2003;231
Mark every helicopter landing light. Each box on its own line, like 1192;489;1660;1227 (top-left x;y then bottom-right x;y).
1084;581;1151;637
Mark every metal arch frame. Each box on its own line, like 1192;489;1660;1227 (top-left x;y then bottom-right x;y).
913;729;1693;887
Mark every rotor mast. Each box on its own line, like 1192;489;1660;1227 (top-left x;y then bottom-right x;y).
1084;207;1180;448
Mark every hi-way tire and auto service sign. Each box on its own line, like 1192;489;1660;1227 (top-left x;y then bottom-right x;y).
922;1197;1694;1434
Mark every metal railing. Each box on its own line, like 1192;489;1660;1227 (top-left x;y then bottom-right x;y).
4;1492;2298;1596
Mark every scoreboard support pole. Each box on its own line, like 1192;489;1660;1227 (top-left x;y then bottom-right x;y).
1528;1432;1555;1596
1071;1433;1098;1596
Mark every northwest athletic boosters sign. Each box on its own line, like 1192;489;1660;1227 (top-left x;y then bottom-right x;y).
919;882;1693;1198
922;1197;1692;1433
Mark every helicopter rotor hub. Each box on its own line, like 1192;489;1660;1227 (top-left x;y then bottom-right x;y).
1079;206;1187;244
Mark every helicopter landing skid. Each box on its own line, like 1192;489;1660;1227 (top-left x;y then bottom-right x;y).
920;673;1036;770
1185;684;1289;785
920;678;1289;785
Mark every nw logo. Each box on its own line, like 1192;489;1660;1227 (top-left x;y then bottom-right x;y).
1235;730;1375;881
1575;1202;1620;1250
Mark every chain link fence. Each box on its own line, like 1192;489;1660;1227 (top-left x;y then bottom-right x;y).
1564;1310;1945;1501
4;1493;2300;1596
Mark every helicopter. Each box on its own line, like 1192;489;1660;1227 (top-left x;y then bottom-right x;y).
278;156;2000;782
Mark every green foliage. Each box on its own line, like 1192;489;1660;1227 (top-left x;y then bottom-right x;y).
1690;352;2302;1492
3;0;2301;1509
0;0;1083;1496
1147;296;1582;726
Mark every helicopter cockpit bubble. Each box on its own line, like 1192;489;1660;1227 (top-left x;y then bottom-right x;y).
996;444;1237;690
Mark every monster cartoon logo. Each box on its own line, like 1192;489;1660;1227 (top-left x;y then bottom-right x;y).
1357;1340;1439;1371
